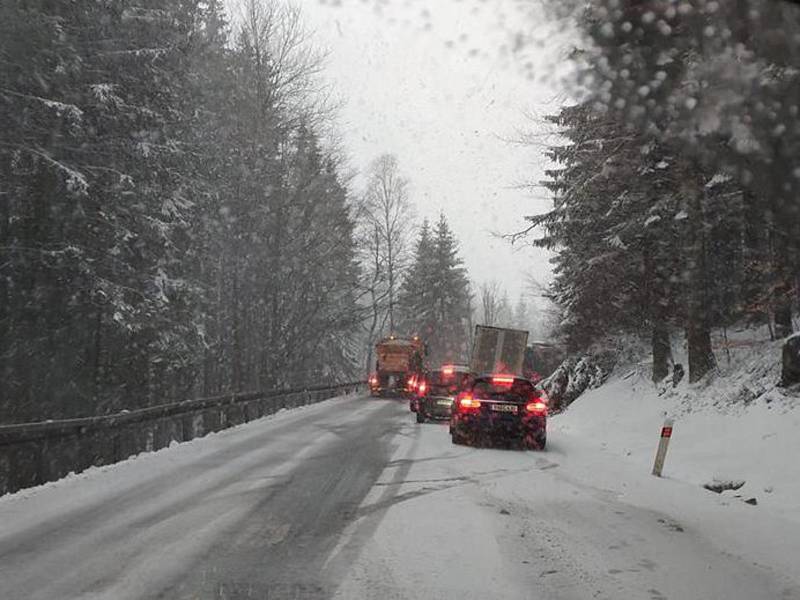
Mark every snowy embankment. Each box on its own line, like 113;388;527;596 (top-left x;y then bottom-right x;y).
335;333;800;599
561;333;800;520
549;339;800;585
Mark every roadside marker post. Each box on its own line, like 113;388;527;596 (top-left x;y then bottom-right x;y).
652;418;674;477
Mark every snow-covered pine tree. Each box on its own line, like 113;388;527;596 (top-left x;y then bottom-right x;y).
430;214;472;363
399;214;471;365
569;0;800;378
532;100;689;381
0;0;367;421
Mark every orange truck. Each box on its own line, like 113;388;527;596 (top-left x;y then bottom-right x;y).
369;336;426;397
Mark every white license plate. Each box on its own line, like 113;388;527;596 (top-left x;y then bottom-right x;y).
491;404;518;414
437;399;452;406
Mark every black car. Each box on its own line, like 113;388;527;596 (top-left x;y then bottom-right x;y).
408;372;425;411
449;374;547;449
415;365;471;423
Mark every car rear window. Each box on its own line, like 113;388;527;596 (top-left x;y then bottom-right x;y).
472;379;534;401
428;371;470;394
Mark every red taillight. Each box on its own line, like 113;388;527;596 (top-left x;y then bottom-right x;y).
525;400;547;415
417;380;427;395
368;373;378;386
491;374;515;386
442;365;455;376
457;393;481;409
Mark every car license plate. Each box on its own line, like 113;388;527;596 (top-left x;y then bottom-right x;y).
491;404;517;414
437;399;452;406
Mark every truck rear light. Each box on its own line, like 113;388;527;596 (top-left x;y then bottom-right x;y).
491;374;515;386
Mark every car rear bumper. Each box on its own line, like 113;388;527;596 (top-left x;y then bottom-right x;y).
419;396;453;419
451;413;545;439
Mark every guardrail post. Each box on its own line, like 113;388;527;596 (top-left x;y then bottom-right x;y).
117;426;136;461
219;405;228;430
0;449;10;495
180;414;193;442
191;413;204;438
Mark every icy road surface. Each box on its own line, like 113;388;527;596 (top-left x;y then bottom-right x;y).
1;394;799;600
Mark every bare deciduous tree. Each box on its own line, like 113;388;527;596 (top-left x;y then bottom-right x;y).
480;280;502;326
236;0;332;127
361;154;413;333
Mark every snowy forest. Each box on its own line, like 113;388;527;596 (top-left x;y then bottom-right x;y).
532;0;800;384
0;0;365;421
0;1;489;422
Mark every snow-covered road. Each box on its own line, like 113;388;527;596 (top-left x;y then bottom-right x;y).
1;394;799;600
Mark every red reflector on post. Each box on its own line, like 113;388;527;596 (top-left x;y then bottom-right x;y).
652;418;675;477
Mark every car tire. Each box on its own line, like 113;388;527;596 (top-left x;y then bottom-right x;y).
416;411;425;424
525;431;547;451
451;430;468;446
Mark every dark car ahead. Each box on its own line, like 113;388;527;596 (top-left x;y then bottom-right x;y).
449;374;547;450
414;365;471;423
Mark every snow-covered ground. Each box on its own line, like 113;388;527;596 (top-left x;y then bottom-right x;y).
334;334;800;599
2;338;800;599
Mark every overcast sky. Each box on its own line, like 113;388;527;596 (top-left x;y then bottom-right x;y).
294;0;570;300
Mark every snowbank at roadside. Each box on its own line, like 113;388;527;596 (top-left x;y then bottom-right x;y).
334;344;800;599
540;330;800;584
555;331;800;521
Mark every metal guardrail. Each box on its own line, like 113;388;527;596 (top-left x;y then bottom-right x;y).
0;381;365;497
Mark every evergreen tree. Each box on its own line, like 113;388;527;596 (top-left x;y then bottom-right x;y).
0;0;364;421
552;0;800;380
399;214;471;365
397;220;436;336
531;0;800;382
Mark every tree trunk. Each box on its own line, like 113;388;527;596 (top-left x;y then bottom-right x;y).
387;244;395;333
773;291;793;339
758;138;795;338
684;181;716;383
772;231;793;339
652;321;671;383
644;234;672;382
92;306;103;404
232;264;243;393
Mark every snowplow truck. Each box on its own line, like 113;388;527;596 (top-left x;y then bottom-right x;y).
470;325;529;376
370;336;425;397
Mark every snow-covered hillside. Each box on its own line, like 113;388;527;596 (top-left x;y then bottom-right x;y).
558;331;800;517
543;331;800;580
334;351;800;598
